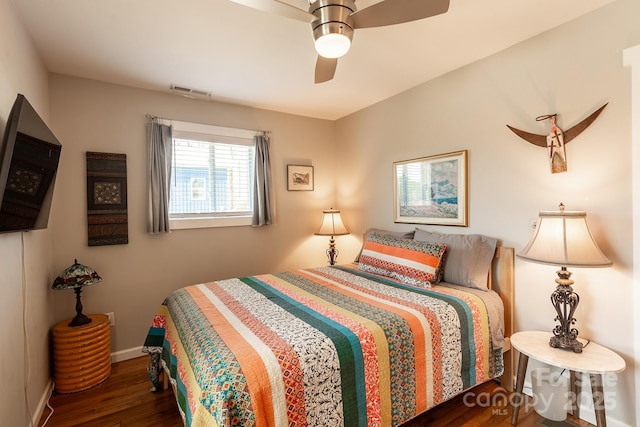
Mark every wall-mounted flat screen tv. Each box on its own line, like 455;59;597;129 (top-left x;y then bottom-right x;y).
0;94;62;233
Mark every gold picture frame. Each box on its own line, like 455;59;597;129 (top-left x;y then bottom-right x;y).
393;150;468;226
287;165;314;191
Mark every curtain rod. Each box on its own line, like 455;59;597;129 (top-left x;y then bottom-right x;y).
145;114;270;135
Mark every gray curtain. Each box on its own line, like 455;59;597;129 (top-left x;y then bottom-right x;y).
147;121;173;233
252;134;273;226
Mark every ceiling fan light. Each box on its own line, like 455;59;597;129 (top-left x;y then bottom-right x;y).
315;33;351;58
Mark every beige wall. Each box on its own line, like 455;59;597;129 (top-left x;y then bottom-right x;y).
335;0;639;425
0;0;55;426
3;0;639;425
48;75;344;354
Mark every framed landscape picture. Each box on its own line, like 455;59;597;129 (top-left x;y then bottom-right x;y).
287;165;314;191
393;150;468;226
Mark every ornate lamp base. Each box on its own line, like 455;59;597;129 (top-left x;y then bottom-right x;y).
325;236;339;266
550;334;583;353
549;267;583;353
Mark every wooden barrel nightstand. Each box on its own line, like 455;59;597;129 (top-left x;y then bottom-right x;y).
52;314;111;393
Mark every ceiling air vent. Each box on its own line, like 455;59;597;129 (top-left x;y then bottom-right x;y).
170;84;211;100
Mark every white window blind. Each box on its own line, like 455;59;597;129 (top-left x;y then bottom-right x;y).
168;122;256;227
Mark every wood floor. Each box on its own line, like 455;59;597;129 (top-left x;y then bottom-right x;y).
39;356;591;427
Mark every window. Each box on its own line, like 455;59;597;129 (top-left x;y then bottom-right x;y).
168;121;256;229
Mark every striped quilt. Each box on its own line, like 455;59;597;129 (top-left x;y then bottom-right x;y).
143;264;504;427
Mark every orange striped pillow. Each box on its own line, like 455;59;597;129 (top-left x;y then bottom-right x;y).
357;232;447;287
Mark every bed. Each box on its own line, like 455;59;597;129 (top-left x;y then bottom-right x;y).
143;230;514;427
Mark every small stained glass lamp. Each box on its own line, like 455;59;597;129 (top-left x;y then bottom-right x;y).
52;259;102;327
315;208;349;265
517;204;612;353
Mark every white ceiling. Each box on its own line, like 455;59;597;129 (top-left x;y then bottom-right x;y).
12;0;616;120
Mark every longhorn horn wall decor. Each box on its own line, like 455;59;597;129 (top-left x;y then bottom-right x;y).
506;103;607;173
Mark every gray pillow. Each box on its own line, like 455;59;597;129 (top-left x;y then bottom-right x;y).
413;228;497;290
354;228;415;263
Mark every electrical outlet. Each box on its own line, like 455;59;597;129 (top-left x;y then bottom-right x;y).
106;312;115;327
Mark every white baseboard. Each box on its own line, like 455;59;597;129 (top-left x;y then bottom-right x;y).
110;345;145;363
34;379;54;426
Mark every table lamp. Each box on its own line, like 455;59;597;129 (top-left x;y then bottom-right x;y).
315;208;349;265
52;259;103;326
517;204;612;353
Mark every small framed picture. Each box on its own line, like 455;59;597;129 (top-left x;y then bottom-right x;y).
393;150;468;226
287;165;314;191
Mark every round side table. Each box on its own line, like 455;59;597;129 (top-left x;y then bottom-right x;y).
52;314;111;393
510;331;625;427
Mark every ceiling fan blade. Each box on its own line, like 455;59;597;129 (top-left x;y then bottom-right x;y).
315;56;338;83
227;0;315;23
352;0;450;28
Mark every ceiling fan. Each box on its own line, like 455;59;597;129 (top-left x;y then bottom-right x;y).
228;0;451;83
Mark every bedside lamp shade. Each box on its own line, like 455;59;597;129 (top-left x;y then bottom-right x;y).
316;209;349;237
518;209;611;268
315;209;349;265
517;204;611;352
52;259;102;326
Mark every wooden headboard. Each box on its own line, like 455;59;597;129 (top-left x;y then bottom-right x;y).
488;246;515;391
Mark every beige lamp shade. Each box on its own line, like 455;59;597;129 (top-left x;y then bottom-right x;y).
315;209;349;236
518;205;611;353
518;208;611;268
